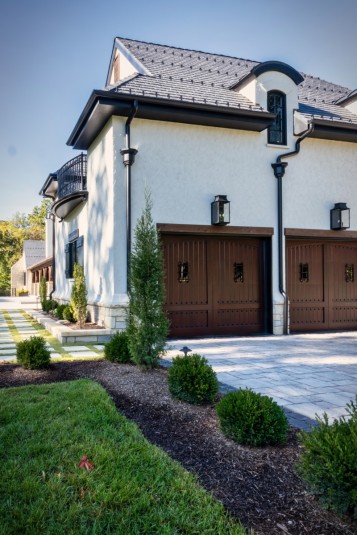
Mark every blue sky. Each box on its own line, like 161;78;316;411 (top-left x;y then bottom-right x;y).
1;0;356;220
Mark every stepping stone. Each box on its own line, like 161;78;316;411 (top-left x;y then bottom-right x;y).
66;351;98;358
0;344;16;349
0;355;16;361
50;353;62;359
62;345;92;352
0;349;17;356
93;345;105;350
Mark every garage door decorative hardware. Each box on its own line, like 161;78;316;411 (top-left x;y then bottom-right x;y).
178;261;189;283
234;262;244;283
345;264;354;283
299;263;309;283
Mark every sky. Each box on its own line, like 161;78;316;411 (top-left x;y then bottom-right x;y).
0;0;356;220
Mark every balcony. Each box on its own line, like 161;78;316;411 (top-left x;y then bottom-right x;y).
41;154;88;220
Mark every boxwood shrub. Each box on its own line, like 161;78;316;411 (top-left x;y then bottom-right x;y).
216;389;288;446
104;331;131;363
168;353;218;405
16;336;51;369
298;397;357;519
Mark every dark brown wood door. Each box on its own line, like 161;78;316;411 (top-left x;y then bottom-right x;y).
162;235;268;337
287;239;357;331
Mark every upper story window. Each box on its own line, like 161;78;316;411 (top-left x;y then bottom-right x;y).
267;91;286;145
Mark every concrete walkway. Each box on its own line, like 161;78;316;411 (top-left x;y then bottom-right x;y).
165;332;357;430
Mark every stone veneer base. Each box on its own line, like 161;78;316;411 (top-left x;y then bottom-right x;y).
29;310;115;344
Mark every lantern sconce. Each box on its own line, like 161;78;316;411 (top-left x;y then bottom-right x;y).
211;195;230;226
330;202;350;230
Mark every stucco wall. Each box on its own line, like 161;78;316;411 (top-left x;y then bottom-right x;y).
54;109;357;332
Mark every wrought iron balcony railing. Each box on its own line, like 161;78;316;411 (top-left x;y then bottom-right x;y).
57;153;87;199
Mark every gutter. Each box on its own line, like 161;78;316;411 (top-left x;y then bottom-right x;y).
120;100;139;293
271;123;314;334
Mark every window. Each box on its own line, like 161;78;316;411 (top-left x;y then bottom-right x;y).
65;236;84;279
267;91;286;145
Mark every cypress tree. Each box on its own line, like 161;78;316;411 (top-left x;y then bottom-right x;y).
127;193;169;368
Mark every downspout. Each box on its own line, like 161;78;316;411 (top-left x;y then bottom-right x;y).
271;122;314;334
120;100;138;293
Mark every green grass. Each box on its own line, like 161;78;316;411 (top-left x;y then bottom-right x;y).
0;380;246;534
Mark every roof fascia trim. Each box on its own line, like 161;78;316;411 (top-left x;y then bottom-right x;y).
335;89;357;106
310;118;357;143
105;37;152;86
67;92;276;150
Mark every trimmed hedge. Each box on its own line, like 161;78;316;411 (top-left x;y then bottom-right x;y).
216;389;289;446
298;397;357;519
104;332;131;363
16;336;51;370
168;354;218;405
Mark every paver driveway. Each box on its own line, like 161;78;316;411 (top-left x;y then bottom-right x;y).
166;332;357;430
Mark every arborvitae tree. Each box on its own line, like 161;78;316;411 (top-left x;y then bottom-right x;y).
39;276;47;308
127;193;169;368
70;263;87;328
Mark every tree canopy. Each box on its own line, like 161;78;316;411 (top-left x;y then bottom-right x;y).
0;199;51;294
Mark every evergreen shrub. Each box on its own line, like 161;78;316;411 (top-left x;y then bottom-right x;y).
39;276;47;308
42;299;57;313
298;397;357;519
63;305;75;323
127;192;169;368
216;389;289;446
70;264;87;328
168;354;219;405
104;331;131;363
54;304;67;320
16;336;51;369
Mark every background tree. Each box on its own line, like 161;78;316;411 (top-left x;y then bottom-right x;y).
127;192;169;368
0;199;51;295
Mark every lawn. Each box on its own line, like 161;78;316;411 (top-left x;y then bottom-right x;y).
0;379;246;534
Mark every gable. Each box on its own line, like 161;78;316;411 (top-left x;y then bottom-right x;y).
106;38;152;87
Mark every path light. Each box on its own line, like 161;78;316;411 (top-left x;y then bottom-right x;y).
330;202;350;230
180;346;192;356
211;195;230;225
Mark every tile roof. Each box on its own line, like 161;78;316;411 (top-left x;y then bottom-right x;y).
23;240;46;269
108;37;357;127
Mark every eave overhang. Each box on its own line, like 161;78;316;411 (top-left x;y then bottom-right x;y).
309;118;357;143
51;191;88;221
335;89;357;107
39;173;58;199
67;90;276;150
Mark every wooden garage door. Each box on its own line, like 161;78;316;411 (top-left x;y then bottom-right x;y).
287;239;357;331
162;235;270;337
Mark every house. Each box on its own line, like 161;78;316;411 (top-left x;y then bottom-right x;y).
40;37;357;336
11;239;48;296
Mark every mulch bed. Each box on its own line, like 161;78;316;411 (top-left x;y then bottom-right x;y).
1;360;355;535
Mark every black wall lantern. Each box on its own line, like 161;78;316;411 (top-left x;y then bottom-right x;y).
330;202;350;230
211;195;230;225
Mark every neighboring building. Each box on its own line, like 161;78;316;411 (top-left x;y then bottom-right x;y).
11;240;46;295
40;37;357;336
11;220;54;297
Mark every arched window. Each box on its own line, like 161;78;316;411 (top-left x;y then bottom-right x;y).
267;91;286;145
